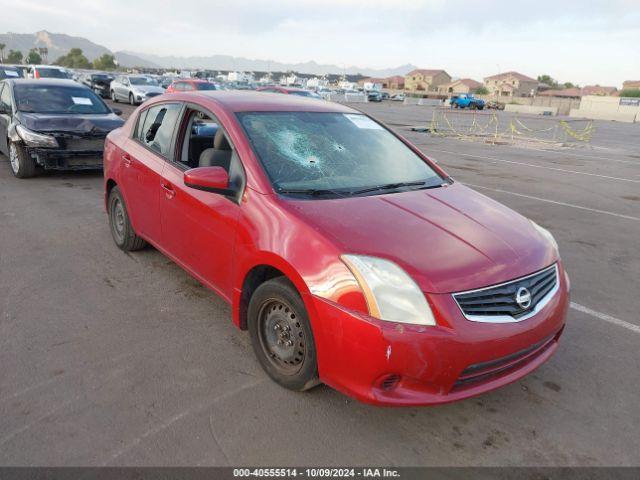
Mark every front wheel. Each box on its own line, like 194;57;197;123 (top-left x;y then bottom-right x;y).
248;277;320;391
107;186;147;251
129;93;136;106
111;90;118;102
8;142;36;178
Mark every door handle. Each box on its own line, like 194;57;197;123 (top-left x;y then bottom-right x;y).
122;153;132;167
160;182;176;199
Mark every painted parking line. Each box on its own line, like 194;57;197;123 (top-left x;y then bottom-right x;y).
428;148;640;184
463;183;640;222
570;302;640;334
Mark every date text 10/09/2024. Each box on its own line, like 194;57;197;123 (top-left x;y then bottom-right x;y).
233;468;401;478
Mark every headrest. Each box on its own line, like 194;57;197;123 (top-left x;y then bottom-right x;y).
214;129;230;150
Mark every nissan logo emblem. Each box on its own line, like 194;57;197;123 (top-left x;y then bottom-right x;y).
515;287;532;309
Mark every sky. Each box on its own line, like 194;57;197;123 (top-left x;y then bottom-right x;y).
1;0;639;86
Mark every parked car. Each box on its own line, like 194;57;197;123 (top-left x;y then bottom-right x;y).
166;79;217;93
0;79;124;178
27;65;72;80
486;100;506;110
367;90;383;102
390;92;405;101
110;75;164;105
0;66;22;80
5;64;29;78
80;72;114;98
103;91;568;406
450;93;485;110
256;86;321;98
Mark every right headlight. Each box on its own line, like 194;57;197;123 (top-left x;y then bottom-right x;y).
341;254;436;326
16;124;59;148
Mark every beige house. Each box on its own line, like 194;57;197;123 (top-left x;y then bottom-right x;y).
404;69;451;93
484;71;538;97
622;80;640;90
438;78;482;95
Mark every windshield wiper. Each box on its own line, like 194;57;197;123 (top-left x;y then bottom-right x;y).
277;188;350;197
351;181;429;195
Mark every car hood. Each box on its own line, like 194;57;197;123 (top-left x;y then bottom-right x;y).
16;112;124;135
285;183;558;294
131;85;164;94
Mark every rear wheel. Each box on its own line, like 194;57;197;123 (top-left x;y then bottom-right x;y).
248;277;319;391
8;141;36;178
107;186;146;251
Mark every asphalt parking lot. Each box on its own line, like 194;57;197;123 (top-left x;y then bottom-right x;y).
1;99;639;466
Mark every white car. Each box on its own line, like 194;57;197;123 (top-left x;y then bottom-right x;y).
110;75;164;105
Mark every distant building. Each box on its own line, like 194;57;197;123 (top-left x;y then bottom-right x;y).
404;69;451;92
438;78;482;95
228;71;254;83
484;71;538;97
306;77;329;89
538;88;582;99
538;85;618;99
580;85;617;96
357;76;405;90
622;80;640;90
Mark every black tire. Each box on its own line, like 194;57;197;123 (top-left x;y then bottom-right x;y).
8;141;37;178
107;186;146;251
248;277;319;391
111;90;118;102
129;93;136;106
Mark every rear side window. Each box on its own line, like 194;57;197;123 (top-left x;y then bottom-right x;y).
137;103;182;157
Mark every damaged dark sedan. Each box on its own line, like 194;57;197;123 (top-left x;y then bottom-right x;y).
0;79;124;178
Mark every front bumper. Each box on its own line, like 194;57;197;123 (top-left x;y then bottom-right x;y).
308;263;570;406
26;147;103;171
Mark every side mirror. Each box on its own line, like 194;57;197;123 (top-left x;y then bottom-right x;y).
0;104;8;115
184;166;231;195
112;108;122;116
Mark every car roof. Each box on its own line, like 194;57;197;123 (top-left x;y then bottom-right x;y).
3;79;85;88
163;90;356;114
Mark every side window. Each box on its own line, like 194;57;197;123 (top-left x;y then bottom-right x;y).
174;82;185;91
0;84;11;112
182;83;195;91
137;103;182;157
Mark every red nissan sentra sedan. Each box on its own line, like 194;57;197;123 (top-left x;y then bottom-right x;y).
103;91;569;406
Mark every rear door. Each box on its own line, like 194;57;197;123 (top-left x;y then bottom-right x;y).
119;102;183;244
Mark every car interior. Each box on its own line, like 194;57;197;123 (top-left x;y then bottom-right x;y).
178;109;246;200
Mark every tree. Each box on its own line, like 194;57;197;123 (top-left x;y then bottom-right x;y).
6;50;23;64
0;43;5;64
54;48;91;69
475;86;489;95
620;89;640;98
93;53;117;71
537;74;558;88
26;48;42;64
563;82;578;89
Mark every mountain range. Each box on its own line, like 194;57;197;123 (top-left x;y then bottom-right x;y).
0;30;417;77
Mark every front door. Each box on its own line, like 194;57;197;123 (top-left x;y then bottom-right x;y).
159;108;242;299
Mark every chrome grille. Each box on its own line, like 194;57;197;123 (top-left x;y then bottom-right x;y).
453;264;559;323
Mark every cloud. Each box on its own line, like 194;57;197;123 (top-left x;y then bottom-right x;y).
0;0;638;85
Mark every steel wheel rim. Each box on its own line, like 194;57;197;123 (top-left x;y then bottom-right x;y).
110;197;126;243
9;143;19;174
257;299;306;375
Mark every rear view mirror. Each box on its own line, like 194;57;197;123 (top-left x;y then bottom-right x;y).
184;166;231;195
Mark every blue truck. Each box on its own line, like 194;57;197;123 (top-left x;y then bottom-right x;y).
450;93;485;110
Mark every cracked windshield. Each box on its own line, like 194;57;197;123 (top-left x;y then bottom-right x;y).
237;112;443;196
